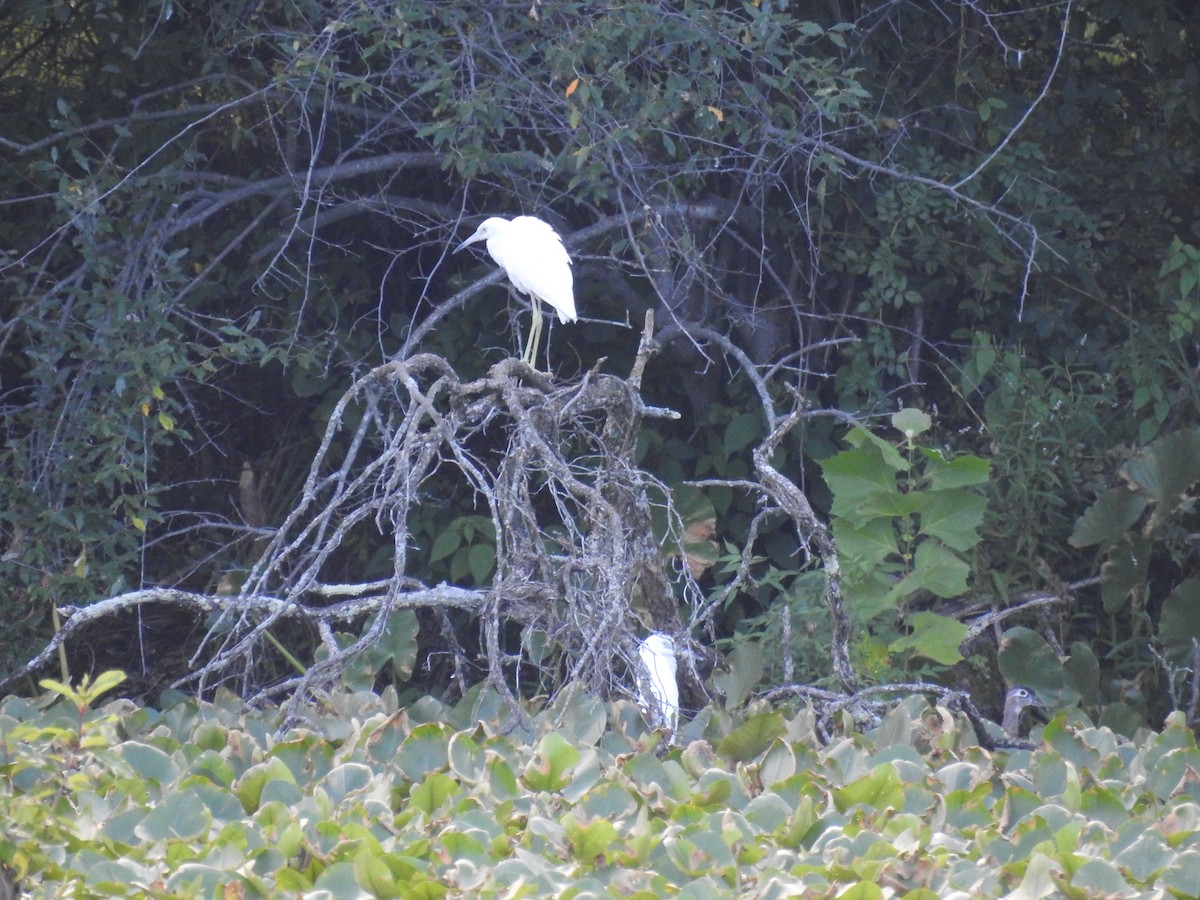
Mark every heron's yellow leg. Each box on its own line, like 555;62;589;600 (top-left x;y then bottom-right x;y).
522;298;544;367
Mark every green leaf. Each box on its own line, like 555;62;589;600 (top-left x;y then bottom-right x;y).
429;527;461;563
859;490;923;521
1181;268;1198;297
1114;832;1173;883
1011;854;1058;899
119;742;180;786
410;771;460;814
843;425;908;472
1068;487;1147;548
1100;534;1150;612
523;732;580;792
717;713;787;763
394;723;452;781
378;609;419;680
892;407;931;439
1063;642;1101;708
920;450;990;489
233;756;297;812
1160;850;1200;895
820;445;900;523
321;763;373;804
834;763;904;813
759;740;798;787
1123;428;1200;531
712;641;765;708
135;788;211;841
914;540;971;598
354;850;399;899
918;491;986;552
846;570;901;621
889;611;967;665
998;626;1069;703
723;412;762;456
886;540;969;603
467;542;494;583
563;814;618;865
1158;579;1200;665
832;517;899;573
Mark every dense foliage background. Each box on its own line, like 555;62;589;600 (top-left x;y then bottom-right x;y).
2;0;1200;729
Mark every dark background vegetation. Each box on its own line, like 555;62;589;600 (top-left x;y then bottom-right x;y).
3;0;1200;727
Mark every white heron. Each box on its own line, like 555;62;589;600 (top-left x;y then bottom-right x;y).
453;215;576;367
638;632;679;734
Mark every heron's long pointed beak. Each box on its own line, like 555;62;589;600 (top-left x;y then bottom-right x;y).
453;231;484;253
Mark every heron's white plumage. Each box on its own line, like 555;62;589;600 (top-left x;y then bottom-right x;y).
455;215;576;323
638;632;679;733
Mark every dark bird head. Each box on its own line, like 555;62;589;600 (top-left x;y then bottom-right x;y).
1001;685;1047;738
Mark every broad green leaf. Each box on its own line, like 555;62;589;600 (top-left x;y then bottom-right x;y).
379;609;419;680
410;771;459;814
1158;579;1200;665
1123;428;1200;530
467;542;494;583
846;570;900;622
885;540;969;603
1160;850;1200;895
892;407;931;439
313;862;365;896
354;850;398;898
429;527;461;563
1100;534;1150;612
889;612;967;665
723;411;762;456
1068;487;1146;548
834;763;904;813
487;756;519;800
321;763;373;804
1011;853;1057;899
819;445;901;522
165;865;234;897
394;723;451;781
843;425;908;472
1063;642;1100;708
918;491;987;551
832;516;899;573
759;739;797;786
523;732;579;792
563;814;618;865
913;539;971;598
998;627;1068;702
920;449;990;489
744;792;793;833
119;741;180;786
1114;832;1173;883
717;713;787;763
673;483;718;526
712;641;765;708
858;490;923;521
233;756;297;812
777;795;819;848
135;788;211;841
